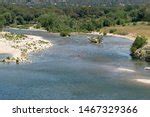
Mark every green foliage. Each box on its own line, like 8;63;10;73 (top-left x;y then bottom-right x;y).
103;32;107;36
3;12;13;25
0;4;149;32
103;19;111;27
80;20;95;31
34;23;42;29
109;29;117;33
38;13;59;31
0;15;6;30
143;7;150;21
130;36;148;54
116;18;125;25
38;13;74;32
60;31;70;37
16;16;25;25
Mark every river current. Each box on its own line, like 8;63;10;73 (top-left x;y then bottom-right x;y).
0;29;150;100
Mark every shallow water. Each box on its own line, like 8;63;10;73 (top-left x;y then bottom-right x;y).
0;29;150;100
0;54;12;59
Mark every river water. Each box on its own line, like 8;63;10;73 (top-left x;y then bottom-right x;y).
0;29;150;100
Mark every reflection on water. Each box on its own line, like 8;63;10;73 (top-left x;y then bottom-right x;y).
0;28;150;100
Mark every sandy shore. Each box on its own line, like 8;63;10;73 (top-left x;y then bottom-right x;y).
86;31;136;41
0;32;53;63
0;42;21;58
107;33;135;41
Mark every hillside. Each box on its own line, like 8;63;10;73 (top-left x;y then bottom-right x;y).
0;0;150;6
68;0;150;6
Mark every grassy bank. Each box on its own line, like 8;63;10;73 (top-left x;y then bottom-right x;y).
101;23;150;41
101;23;150;62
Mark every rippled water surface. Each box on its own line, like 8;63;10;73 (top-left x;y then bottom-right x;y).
0;29;150;100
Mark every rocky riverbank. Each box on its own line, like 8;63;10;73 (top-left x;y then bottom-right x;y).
133;43;150;62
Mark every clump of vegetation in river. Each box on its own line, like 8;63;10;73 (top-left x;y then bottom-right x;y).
130;36;148;57
103;32;107;36
60;31;71;37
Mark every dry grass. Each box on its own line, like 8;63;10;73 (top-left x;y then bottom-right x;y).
101;24;150;41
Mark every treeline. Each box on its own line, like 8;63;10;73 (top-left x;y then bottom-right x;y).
0;4;150;32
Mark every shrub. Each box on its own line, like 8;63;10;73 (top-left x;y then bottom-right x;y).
103;19;111;27
60;31;70;37
130;36;148;54
0;15;6;31
103;32;107;36
34;24;41;29
116;19;125;25
109;29;117;33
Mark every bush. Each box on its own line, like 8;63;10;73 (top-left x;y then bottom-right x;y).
130;36;148;54
0;15;6;30
103;19;111;27
60;31;70;37
103;32;107;36
109;29;117;33
34;24;41;29
116;19;125;25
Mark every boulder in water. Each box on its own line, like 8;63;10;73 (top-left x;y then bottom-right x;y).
89;36;103;44
134;44;150;62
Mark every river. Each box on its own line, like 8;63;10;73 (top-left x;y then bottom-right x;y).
0;28;150;100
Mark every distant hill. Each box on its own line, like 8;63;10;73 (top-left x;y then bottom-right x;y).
0;0;150;6
71;0;150;5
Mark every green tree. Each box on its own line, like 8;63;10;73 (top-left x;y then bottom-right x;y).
116;18;125;25
3;12;13;25
38;13;63;32
16;16;25;25
103;19;111;27
130;36;147;55
0;15;6;30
